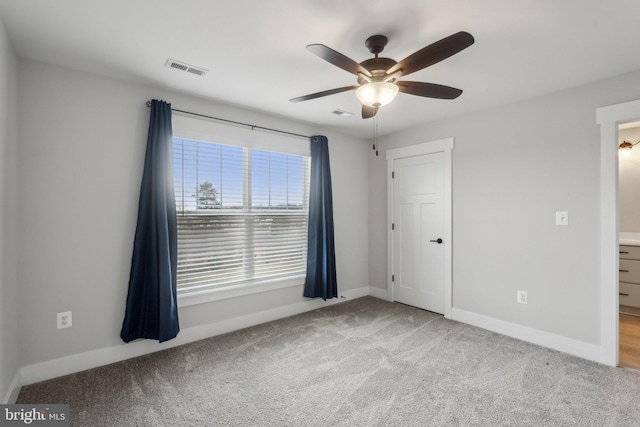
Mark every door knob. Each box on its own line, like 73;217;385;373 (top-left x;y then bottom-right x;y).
430;238;443;244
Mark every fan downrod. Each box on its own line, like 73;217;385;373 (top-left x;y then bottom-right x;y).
365;35;388;56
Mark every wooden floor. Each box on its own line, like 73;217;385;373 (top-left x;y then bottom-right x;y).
620;313;640;369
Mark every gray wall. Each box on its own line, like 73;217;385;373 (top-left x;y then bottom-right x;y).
11;40;640;382
369;70;640;345
16;59;370;366
0;15;19;403
619;126;640;232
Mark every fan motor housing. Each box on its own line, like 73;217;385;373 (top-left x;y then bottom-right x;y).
358;57;398;84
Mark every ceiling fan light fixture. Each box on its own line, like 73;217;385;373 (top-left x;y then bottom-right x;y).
356;81;399;108
292;31;474;119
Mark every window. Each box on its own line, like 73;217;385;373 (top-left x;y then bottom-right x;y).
172;137;310;294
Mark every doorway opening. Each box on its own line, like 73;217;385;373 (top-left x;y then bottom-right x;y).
618;121;640;369
596;98;640;367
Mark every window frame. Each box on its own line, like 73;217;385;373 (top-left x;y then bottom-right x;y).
172;113;311;307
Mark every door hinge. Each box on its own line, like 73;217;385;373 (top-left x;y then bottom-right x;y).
392;274;395;282
392;171;395;179
392;223;395;230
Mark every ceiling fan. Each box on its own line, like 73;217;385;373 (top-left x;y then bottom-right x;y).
290;31;475;119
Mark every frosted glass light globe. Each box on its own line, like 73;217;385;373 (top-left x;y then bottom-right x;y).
355;82;399;108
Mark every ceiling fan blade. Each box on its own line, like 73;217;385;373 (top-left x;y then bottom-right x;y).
362;105;378;119
307;44;372;78
397;81;463;99
387;31;474;77
289;85;358;103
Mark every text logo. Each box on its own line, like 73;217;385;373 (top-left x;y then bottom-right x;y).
0;405;69;426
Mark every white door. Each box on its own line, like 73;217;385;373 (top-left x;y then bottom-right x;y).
392;152;445;314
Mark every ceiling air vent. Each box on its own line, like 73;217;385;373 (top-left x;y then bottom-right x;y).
165;59;208;76
332;109;354;118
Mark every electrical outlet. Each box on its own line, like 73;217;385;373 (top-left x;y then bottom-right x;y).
517;290;528;304
57;311;72;329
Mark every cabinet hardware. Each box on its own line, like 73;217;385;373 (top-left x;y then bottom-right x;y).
619;269;630;273
620;251;630;254
620;293;630;296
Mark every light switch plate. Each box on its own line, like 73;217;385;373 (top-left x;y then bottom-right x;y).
556;211;569;226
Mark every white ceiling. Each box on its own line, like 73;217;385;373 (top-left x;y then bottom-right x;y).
1;0;640;138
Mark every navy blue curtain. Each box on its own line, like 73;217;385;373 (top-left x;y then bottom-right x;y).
303;135;338;300
121;99;179;343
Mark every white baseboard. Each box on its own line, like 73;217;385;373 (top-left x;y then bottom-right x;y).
451;308;603;364
369;286;390;301
21;286;371;386
3;369;21;404
23;289;602;387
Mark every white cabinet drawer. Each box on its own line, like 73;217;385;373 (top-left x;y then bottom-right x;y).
620;282;640;308
620;259;640;284
620;245;640;260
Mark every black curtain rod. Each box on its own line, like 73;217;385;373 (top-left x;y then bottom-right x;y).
146;101;310;140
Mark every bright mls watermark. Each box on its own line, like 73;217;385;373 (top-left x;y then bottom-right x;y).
0;405;68;426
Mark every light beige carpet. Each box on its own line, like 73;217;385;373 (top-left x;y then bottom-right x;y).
17;296;640;426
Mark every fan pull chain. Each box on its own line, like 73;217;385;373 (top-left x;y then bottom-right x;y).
372;115;376;153
373;115;379;156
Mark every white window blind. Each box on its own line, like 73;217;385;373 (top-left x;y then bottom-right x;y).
173;137;310;292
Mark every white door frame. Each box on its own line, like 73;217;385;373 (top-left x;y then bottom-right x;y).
386;138;454;318
596;98;640;366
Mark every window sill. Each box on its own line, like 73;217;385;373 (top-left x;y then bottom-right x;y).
177;275;305;308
